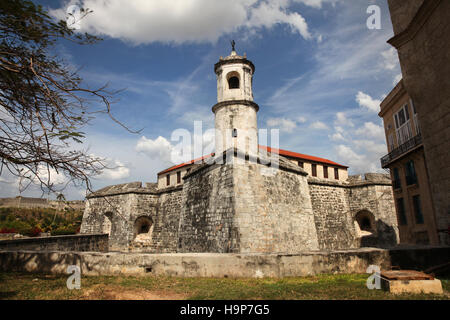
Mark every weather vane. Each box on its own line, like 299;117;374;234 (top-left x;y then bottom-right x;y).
231;40;236;51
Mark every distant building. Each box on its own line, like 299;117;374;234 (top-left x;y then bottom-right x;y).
379;80;438;245
387;0;449;245
0;196;85;211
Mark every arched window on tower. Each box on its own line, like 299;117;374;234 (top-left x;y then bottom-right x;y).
227;71;240;89
228;76;239;89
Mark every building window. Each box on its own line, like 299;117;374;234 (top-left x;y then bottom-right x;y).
232;128;237;137
405;160;418;185
393;167;401;189
411;98;420;135
394;104;413;145
323;166;328;179
177;171;181;184
388;133;395;152
334;168;339;180
396;198;407;226
166;174;170;186
412;195;424;224
228;76;240;89
298;161;303;168
312;164;317;177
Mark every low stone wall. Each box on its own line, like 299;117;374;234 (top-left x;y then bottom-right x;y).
0;234;108;252
0;246;448;277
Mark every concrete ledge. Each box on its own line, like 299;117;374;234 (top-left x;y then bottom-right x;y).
382;279;443;294
1;246;448;277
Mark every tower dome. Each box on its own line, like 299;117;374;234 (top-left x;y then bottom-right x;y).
212;42;259;155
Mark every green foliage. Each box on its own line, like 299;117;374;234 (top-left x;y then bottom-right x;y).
0;207;82;236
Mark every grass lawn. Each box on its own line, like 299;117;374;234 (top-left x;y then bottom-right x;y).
0;272;448;300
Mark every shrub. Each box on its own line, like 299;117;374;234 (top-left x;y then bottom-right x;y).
51;225;78;236
26;226;43;237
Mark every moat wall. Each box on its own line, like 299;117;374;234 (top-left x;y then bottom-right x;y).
1;246;448;277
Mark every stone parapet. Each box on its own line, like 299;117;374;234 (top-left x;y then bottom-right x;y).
0;234;108;252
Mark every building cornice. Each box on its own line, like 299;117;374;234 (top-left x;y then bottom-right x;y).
214;58;255;74
378;79;406;117
387;0;442;49
212;100;259;113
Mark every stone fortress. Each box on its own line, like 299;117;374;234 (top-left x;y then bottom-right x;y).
81;47;399;253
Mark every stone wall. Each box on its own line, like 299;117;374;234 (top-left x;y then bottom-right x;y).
81;183;183;253
179;153;320;254
233;159;319;253
387;0;450;245
0;234;108;252
308;174;399;250
151;188;183;253
309;182;356;250
1;246;448;277
179;164;236;253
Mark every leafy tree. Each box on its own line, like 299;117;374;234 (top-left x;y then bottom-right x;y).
0;0;133;194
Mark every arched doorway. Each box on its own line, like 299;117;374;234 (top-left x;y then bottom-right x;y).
133;216;153;244
354;210;376;237
354;210;377;247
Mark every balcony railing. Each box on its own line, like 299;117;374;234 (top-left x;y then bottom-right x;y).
381;133;422;168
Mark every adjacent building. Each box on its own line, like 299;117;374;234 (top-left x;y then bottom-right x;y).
379;79;438;244
386;0;449;245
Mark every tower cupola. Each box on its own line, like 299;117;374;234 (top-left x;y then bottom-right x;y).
214;41;255;102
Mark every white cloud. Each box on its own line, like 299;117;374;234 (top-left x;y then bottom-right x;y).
329;132;345;141
393;73;402;86
353;140;387;154
98;160;130;180
335;144;381;174
50;0;313;44
355;122;385;141
309;121;329;130
136;131;215;165
267;117;298;132
247;1;311;40
356;91;381;113
294;0;338;9
381;48;399;70
297;116;307;123
136;136;173;162
334;111;353;127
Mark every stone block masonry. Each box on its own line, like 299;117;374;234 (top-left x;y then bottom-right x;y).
1;246;448;277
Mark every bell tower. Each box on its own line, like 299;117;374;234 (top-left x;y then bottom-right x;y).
213;41;259;155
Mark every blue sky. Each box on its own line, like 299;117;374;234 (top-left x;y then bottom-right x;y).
0;0;402;200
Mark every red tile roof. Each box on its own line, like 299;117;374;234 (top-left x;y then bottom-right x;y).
158;153;215;175
157;146;347;175
259;146;348;168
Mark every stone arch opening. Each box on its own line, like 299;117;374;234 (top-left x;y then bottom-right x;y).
354;210;376;237
227;72;240;89
133;216;154;243
102;212;113;235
